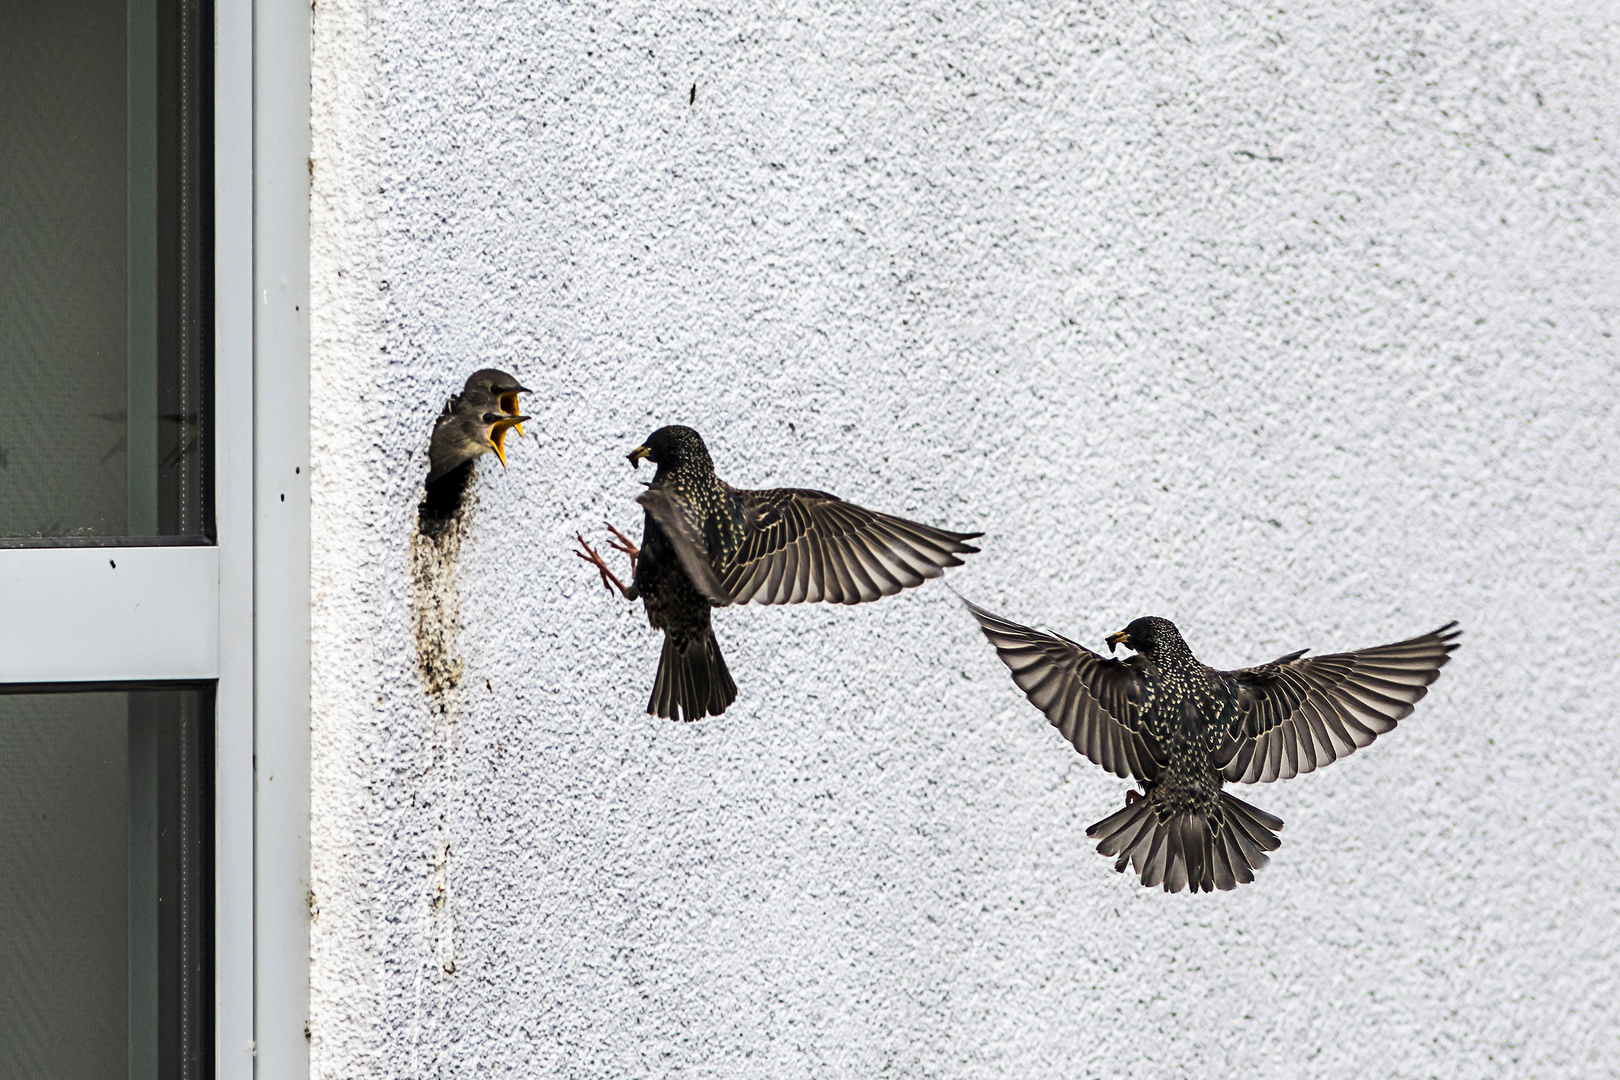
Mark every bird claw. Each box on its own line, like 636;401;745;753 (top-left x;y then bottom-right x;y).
604;521;640;575
574;533;633;599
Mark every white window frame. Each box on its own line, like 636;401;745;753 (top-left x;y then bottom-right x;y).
0;2;310;1077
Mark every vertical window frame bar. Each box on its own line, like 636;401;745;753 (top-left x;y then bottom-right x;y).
253;0;313;1074
213;0;254;1076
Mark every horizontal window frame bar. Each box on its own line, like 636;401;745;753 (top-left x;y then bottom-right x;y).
0;545;219;683
0;678;214;696
0;535;215;550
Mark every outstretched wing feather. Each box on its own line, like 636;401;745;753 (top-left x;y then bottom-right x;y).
964;600;1161;781
722;488;981;606
1222;623;1461;783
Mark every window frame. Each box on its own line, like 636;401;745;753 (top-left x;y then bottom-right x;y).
0;2;310;1077
249;0;312;1076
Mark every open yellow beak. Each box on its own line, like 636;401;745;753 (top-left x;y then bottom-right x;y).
627;445;651;469
499;392;526;436
1105;630;1130;654
489;416;530;468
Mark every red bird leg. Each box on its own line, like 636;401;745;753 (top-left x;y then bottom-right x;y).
573;533;633;599
1125;789;1145;807
605;521;640;576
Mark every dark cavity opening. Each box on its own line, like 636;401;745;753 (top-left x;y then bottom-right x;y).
418;459;474;534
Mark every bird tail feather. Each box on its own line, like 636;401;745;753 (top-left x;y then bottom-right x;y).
1088;790;1283;893
650;626;737;722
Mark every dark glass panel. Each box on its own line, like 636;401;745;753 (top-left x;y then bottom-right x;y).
0;0;210;543
0;687;212;1079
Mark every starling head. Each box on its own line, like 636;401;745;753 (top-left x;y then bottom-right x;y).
427;406;530;481
461;368;532;436
462;367;530;400
627;425;711;471
1105;616;1182;657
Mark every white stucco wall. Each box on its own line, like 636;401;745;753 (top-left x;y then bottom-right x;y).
309;1;1619;1076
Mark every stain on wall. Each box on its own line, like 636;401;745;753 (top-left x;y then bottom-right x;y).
411;477;469;704
409;454;480;987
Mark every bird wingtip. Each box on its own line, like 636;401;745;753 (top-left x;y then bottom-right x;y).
945;585;989;614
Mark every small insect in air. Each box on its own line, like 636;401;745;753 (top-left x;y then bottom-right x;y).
689;82;696;106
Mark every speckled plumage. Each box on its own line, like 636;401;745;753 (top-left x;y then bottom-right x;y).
966;604;1460;892
587;425;982;722
625;427;738;723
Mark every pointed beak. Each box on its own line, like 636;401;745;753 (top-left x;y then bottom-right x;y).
627;445;651;469
1105;630;1130;654
489;415;530;467
498;391;529;436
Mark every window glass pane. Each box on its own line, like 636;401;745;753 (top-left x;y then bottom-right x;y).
0;687;212;1080
0;0;210;544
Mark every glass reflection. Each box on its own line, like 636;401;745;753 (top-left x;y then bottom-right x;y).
0;0;209;543
0;687;211;1080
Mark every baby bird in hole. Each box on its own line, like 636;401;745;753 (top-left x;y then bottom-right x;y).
426;368;531;482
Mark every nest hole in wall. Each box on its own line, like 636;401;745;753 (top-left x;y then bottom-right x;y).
418;458;475;536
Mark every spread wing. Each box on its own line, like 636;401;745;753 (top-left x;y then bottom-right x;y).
965;600;1161;781
634;488;731;603
1220;622;1461;783
719;487;981;605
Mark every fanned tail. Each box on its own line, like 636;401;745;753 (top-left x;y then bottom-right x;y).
649;626;737;722
1087;790;1283;893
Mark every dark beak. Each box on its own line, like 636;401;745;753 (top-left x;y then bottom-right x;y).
627;445;651;469
1105;630;1130;654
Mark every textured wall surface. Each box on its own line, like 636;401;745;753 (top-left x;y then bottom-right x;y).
309;1;1619;1076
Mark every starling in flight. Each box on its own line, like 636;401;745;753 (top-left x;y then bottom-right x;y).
577;425;982;722
965;602;1460;892
426;368;531;481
